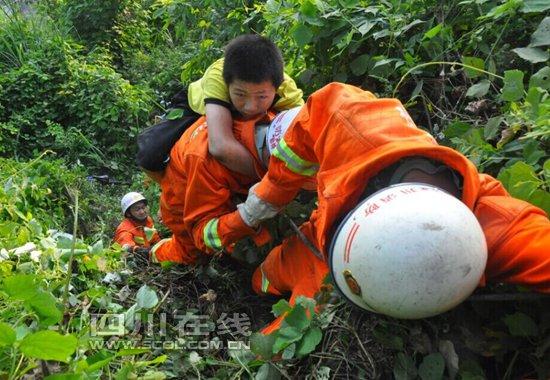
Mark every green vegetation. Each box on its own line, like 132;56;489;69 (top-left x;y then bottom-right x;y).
0;0;548;378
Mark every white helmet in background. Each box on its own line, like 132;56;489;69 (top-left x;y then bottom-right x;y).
121;192;147;216
255;106;302;166
329;183;487;319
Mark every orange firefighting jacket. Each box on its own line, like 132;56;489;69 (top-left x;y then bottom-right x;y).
254;82;550;293
154;115;272;264
113;216;160;249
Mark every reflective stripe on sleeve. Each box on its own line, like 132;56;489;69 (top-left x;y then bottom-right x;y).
260;265;270;293
272;139;319;177
204;218;223;251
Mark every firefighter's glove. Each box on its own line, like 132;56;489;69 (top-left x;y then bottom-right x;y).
237;185;280;228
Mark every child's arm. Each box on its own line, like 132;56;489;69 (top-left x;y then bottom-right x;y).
205;103;257;178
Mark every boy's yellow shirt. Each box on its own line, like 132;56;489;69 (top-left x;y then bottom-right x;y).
186;58;304;115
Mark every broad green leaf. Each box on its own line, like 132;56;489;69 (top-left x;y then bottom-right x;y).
2;274;38;300
283;304;310;331
372;28;391;41
418;353;445;380
28;219;42;236
295;296;316;314
299;0;317;19
501;70;524;101
522;140;545;166
462;56;485;78
292;24;314;47
272;299;291;317
14;325;30;341
544;159;550;181
281;342;296;359
272;327;303;353
357;20;375;36
91;240;104;255
512;47;549;63
484;117;502;140
498;161;541;200
56;234;74;249
250;332;276;359
28;290;62;326
295;327;322;358
80;350;116;372
20;331;77;362
504;312;538;336
136;285;158;310
0;322;16;347
521;0;550;12
350;54;370;76
393;352;418;380
526;87;543;113
530;17;550;47
466;80;491;98
401;19;425;34
444;121;472;139
277;326;303;341
529;66;550;90
166;108;184;120
528;189;550;215
255;362;281;380
423;23;443;40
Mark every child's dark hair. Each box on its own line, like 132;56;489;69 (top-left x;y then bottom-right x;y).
223;34;284;88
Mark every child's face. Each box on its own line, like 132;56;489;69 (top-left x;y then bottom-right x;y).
129;201;149;221
228;79;277;120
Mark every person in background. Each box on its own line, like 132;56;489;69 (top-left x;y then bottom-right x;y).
114;192;160;257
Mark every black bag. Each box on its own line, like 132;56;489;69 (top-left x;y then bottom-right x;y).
136;113;198;171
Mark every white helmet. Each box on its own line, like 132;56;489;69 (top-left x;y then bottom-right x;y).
121;192;147;215
255;106;302;167
329;183;487;319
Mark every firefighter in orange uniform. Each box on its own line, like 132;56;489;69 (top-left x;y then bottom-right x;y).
114;192;161;256
232;82;550;334
150;108;302;265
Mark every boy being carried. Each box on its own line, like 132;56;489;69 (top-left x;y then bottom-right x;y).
185;34;303;178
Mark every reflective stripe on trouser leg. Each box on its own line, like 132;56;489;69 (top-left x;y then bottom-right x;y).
204;218;222;251
272;139;319;176
261;265;271;293
150;238;171;263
